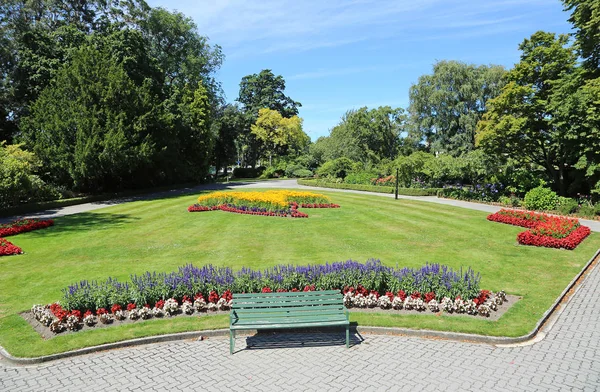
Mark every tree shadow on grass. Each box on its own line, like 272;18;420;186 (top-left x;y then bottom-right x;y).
24;212;139;237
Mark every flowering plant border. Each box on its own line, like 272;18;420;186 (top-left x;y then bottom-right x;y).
188;190;340;218
0;218;54;257
487;209;590;250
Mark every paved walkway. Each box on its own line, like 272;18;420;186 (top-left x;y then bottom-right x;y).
3;179;600;232
1;256;599;391
1;179;599;391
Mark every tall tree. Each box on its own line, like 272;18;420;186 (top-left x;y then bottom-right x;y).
315;106;407;165
563;0;600;75
212;104;243;175
476;32;581;195
408;60;506;155
250;108;308;166
236;69;301;167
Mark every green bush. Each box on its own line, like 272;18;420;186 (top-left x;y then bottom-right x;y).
344;170;377;185
498;196;511;206
578;205;595;218
316;157;354;179
292;169;313;178
298;179;441;196
557;197;578;215
523;186;559;211
595;203;600;216
233;166;266;178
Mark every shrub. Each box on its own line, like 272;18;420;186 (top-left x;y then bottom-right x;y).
316;157;354;179
292;169;313;178
524;186;558;211
232;166;265;178
298;179;441;196
557;197;578;215
595;203;600;216
578;204;595;218
344;170;377;185
498;196;511;206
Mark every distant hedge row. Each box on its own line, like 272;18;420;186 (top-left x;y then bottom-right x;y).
297;179;441;196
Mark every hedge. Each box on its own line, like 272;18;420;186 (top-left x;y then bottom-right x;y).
297;179;441;196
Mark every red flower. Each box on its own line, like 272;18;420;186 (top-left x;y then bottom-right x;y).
424;292;436;303
303;285;315;292
369;290;380;299
182;295;192;303
84;310;93;318
397;290;407;301
111;304;122;314
261;287;273;293
126;303;136;311
276;288;287;292
221;290;233;301
194;293;205;301
70;310;82;321
96;308;108;316
155;299;165;309
385;291;394;301
208;290;220;303
291;288;299;292
410;291;421;300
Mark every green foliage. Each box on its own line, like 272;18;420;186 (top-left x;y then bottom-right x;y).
563;0;600;74
232;167;266;178
237;69;301;118
344;170;379;185
251;108;309;164
578;204;595;218
557;197;579;215
291;169;313;178
316;157;355;179
298;179;441;196
0;143;58;208
313;106;408;165
595;203;600;216
409;60;506;155
524;186;559;211
476;31;587;196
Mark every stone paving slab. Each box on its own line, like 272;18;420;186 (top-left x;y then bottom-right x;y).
2;252;599;391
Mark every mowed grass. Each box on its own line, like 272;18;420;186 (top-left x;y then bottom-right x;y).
1;189;599;357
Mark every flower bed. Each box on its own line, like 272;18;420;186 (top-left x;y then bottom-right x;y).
188;190;339;218
0;218;54;237
0;238;22;256
28;260;507;334
0;218;54;257
487;209;590;250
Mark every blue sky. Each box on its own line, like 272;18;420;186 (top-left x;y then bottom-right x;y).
146;0;573;140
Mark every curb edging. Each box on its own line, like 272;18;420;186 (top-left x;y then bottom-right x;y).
2;248;598;365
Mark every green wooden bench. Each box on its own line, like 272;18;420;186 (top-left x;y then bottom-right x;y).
229;290;350;354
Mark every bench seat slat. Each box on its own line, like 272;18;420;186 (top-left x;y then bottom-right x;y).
233;298;343;308
233;290;341;298
232;295;342;304
233;307;344;315
233;310;345;319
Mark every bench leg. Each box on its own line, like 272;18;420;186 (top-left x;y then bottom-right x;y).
230;330;235;355
346;325;349;348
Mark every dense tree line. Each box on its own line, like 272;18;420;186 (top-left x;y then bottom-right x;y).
1;0;599;207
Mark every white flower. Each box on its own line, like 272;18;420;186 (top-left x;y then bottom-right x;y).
453;298;466;313
440;297;453;313
464;300;478;315
207;302;218;312
496;290;507;302
216;298;229;311
99;313;113;324
352;293;366;308
343;292;354;307
392;296;404;310
366;293;378;308
193;297;207;312
114;310;126;321
163;298;179;316
428;299;439;312
152;307;164;317
181;301;194;315
65;315;80;331
414;298;426;311
378;295;391;309
50;320;65;333
83;314;96;326
128;309;140;320
478;304;491;317
139;307;152;319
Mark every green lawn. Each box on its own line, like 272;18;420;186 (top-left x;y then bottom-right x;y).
1;189;599;357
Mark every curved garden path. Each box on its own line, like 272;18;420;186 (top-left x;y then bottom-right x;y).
1;179;599;390
3;179;599;232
